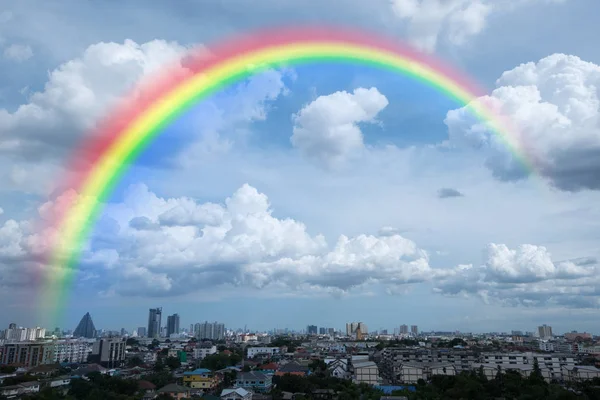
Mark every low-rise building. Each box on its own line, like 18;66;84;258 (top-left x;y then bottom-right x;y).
193;344;217;360
234;371;272;393
247;347;281;359
352;360;381;385
182;368;218;390
221;387;252;400
157;383;191;400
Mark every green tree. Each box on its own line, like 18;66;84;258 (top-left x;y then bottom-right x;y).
165;356;181;370
127;356;144;367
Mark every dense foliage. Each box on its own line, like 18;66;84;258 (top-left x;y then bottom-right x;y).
199;352;242;370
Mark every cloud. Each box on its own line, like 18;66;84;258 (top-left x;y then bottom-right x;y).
446;53;600;191
3;44;33;62
389;0;569;52
291;87;388;169
437;187;464;198
0;208;4;216
433;243;599;307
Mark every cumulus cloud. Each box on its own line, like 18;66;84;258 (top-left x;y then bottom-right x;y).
291;87;389;169
390;0;569;52
3;44;33;62
434;243;599;307
446;53;600;191
437;188;464;198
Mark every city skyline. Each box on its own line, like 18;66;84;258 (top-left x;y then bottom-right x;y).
1;1;600;333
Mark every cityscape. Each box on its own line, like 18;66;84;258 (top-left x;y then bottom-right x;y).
1;308;600;398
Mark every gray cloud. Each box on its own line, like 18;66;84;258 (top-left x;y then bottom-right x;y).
437;187;464;198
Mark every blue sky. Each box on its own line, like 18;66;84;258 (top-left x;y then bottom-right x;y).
2;0;600;335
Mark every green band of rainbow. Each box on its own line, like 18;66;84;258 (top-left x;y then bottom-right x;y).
40;27;530;324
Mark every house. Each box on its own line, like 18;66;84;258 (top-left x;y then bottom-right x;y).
157;383;191;399
48;376;72;388
139;380;157;400
257;362;278;375
0;381;41;398
28;363;61;377
71;363;108;377
326;359;350;379
275;361;309;377
182;368;218;390
220;387;252;400
234;371;272;393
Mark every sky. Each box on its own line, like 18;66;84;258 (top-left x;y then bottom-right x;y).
1;0;600;335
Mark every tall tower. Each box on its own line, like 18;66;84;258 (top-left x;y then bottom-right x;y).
167;314;180;336
147;308;162;338
74;312;96;338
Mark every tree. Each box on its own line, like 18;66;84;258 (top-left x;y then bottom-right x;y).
127;356;144;367
125;338;138;346
154;358;165;372
165;356;181;370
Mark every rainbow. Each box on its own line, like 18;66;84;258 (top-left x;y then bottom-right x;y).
40;27;529;323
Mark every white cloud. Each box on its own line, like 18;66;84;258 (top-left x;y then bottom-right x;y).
389;0;569;52
291;87;388;169
446;53;600;191
3;44;32;62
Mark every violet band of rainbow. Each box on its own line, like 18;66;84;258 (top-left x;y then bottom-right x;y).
40;28;530;324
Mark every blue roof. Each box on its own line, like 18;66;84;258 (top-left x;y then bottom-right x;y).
184;368;211;375
375;385;416;394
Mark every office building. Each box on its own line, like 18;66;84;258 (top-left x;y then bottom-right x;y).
400;325;408;334
319;327;326;335
411;325;418;335
307;325;318;335
195;321;225;340
167;314;180;336
137;327;147;337
148;308;162;338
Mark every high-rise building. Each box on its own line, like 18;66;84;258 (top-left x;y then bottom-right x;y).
400;325;408;334
167;314;180;336
307;325;318;335
195;321;225;340
137;327;147;337
346;322;367;337
147;308;162;338
74;312;96;338
327;328;335;336
538;324;553;339
319;327;326;335
411;325;418;335
0;342;55;367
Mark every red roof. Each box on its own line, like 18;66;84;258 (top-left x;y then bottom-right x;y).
138;381;156;390
259;362;278;370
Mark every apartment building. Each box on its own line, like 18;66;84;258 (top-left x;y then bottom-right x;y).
234;371;273;393
193;344;217;360
50;340;91;363
396;362;456;384
247;347;281;359
352;360;381;385
183;368;218;390
90;338;126;368
0;343;54;367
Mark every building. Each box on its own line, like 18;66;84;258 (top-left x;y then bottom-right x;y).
194;343;218;360
352;360;381;385
247;347;281;359
234;371;272;393
346;322;367;337
73;312;96;339
148;308;163;338
157;383;190;400
319;327;326;335
182;368;218;390
137;327;147;337
0;342;54;367
538;325;553;339
90;338;126;368
1;326;46;342
307;325;318;335
399;325;408;335
195;322;225;340
411;326;418;336
50;340;91;363
275;361;309;377
564;331;592;341
167;314;180;336
221;388;252;400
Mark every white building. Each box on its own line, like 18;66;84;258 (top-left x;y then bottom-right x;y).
51;340;91;363
194;345;217;360
246;347;280;359
220;388;252;400
352;360;381;385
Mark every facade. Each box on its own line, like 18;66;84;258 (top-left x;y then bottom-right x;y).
352;360;381;385
410;326;418;335
50;340;91;363
195;322;225;340
234;371;272;393
0;342;54;367
399;325;408;335
90;338;126;368
73;313;96;339
167;314;180;336
247;347;281;359
1;327;46;342
183;368;218;390
221;388;252;400
148;308;162;339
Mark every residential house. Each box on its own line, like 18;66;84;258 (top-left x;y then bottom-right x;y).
71;363;108;378
157;383;191;400
48;376;72;388
138;380;157;400
326;358;350;380
194;343;218;360
257;362;278;375
220;388;252;400
247;347;281;359
234;371;272;393
0;381;41;399
28;363;61;377
182;368;218;390
275;361;309;377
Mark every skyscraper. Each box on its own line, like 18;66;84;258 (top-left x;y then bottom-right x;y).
167;314;180;336
400;324;408;334
137;327;147;337
307;325;318;335
538;324;553;339
73;312;96;338
147;308;162;338
195;321;225;340
411;325;418;335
